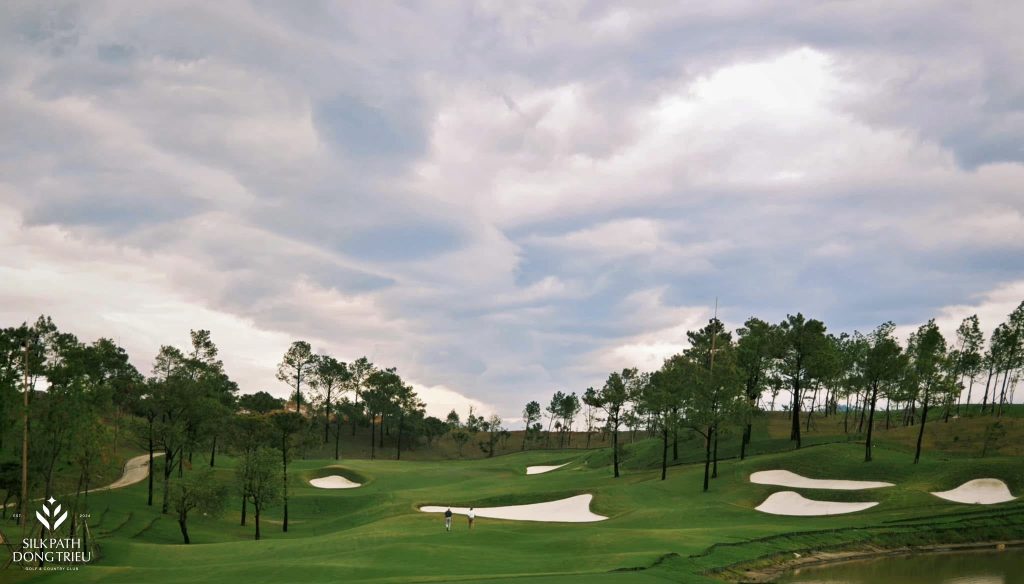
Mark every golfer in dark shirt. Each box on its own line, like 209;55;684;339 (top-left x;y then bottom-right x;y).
444;508;453;531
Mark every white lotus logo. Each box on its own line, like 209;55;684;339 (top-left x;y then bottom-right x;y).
36;496;68;531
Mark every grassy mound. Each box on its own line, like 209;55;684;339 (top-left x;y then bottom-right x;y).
303;465;370;487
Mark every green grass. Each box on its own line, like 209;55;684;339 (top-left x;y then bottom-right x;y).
4;412;1024;583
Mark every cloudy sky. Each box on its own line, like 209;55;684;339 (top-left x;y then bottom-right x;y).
2;2;1022;420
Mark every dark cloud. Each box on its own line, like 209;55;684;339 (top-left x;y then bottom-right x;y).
313;94;427;162
1;1;1022;416
24;194;204;231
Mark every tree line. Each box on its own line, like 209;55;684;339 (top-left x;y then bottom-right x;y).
0;319;452;544
1;301;1021;540
524;302;1024;490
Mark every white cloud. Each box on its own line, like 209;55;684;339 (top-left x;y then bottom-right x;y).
568;288;713;378
0;206;292;393
2;2;1023;417
896;280;1024;344
525;217;733;271
410;46;967;233
411;382;499;421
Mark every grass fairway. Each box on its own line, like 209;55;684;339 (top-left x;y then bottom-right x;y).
6;418;1023;584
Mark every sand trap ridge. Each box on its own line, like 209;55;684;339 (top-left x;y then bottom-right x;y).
526;463;570;475
750;470;893;490
931;479;1015;505
310;475;361;489
420;494;606;523
755;491;879;516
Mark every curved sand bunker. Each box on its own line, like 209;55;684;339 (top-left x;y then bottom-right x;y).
420;494;606;523
931;479;1016;505
755;491;879;516
526;463;570;475
310;475;361;489
750;470;893;490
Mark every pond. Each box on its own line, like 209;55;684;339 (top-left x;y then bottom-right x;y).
777;549;1024;583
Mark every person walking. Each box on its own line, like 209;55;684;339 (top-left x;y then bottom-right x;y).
444;507;453;532
467;507;475;530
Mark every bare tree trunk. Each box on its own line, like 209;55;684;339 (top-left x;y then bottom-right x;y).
370;415;376;460
161;449;174;514
865;382;878;462
672;418;679;461
964;376;976;414
981;365;995;413
281;434;289;532
702;428;712;492
740;422;751;460
843;393;851;433
179;517;190;544
790;377;802;448
396;413;403;460
324;389;332;443
660;422;668;481
857;389;868;433
612;422;620;478
147;429;154;507
805;387;817;432
997;370;1012;417
914;389;931;464
334;413;341;460
712;426;719;478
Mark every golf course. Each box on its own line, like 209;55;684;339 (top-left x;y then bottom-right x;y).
4;408;1022;583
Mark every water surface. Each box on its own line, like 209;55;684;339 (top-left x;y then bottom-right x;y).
777;549;1024;583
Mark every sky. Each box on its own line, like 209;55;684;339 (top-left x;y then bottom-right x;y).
1;2;1023;421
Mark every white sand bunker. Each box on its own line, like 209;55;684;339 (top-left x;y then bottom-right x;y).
931;479;1016;505
756;491;878;516
526;463;570;475
751;470;893;490
420;494;606;523
309;475;361;489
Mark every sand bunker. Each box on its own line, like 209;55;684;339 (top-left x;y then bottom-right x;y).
755;491;879;516
931;479;1016;505
309;475;361;489
750;470;893;490
420;494;606;523
526;463;570;475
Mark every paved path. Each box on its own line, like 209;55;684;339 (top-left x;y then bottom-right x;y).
92;452;164;492
2;451;164;512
